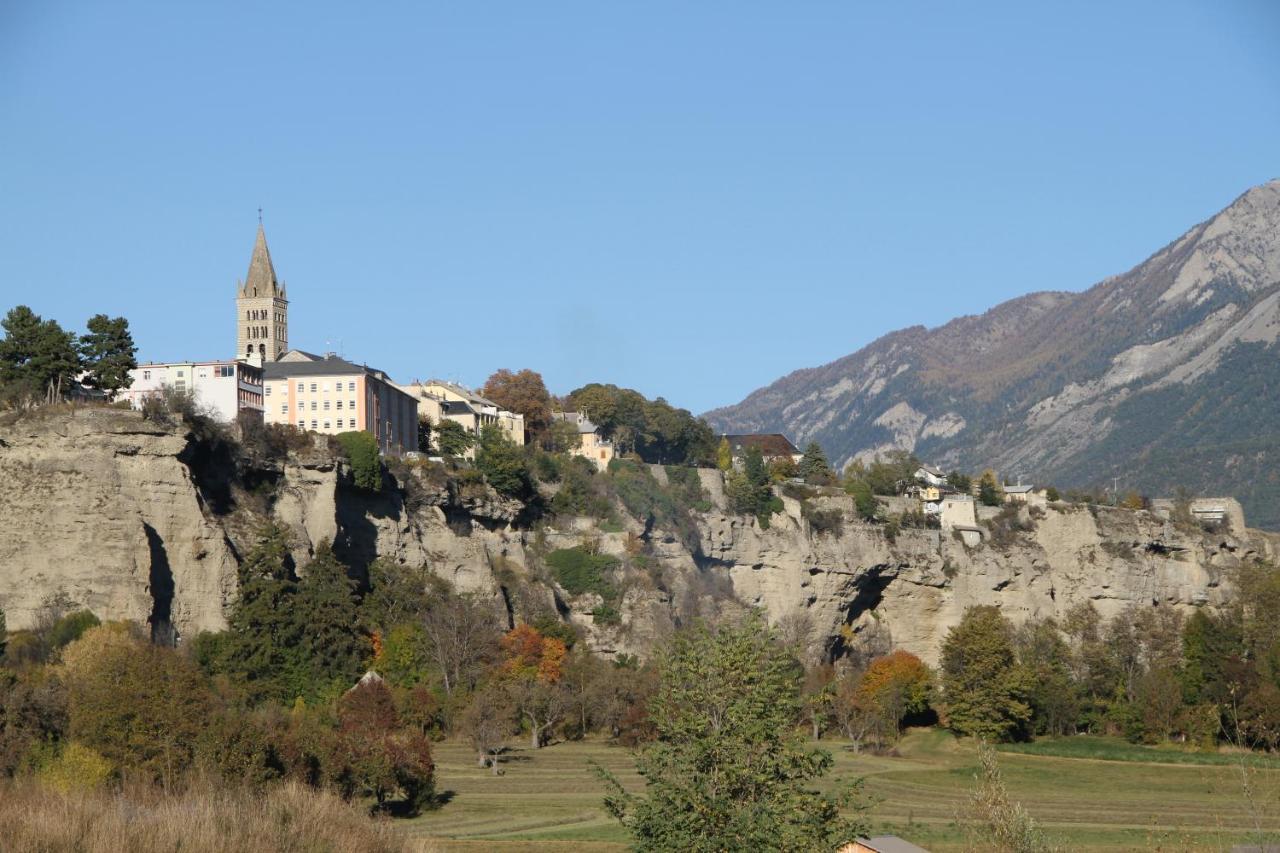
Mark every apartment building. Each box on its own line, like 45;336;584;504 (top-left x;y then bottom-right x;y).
122;360;264;423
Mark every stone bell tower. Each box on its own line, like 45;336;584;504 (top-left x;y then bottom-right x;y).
236;221;289;363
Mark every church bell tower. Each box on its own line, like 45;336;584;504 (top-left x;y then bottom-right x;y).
236;221;289;363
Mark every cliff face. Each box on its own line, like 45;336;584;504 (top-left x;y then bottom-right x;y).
1;409;1274;665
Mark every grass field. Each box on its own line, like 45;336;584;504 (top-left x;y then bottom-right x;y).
402;729;1280;851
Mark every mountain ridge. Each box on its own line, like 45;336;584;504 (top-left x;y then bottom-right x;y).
706;179;1280;528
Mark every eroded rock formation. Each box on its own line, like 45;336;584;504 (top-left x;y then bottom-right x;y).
1;409;1273;664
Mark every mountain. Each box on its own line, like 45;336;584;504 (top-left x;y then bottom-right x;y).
705;180;1280;529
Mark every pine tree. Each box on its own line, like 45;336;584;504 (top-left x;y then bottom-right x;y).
797;442;831;483
79;314;138;397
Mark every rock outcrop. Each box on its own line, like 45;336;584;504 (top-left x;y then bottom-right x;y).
1;408;1275;665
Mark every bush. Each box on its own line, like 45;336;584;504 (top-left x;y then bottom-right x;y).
335;431;382;491
474;424;531;499
48;610;100;652
34;741;113;792
801;501;844;536
545;547;619;598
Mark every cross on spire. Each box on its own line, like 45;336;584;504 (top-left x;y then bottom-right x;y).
257;206;263;226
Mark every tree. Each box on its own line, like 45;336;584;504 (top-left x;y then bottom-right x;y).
942;606;1032;741
433;418;476;458
947;471;973;492
293;542;368;699
716;437;732;471
336;673;436;813
0;306;81;405
1015;618;1079;736
335;431;382;491
420;589;500;695
221;523;306;702
416;416;432;454
857;650;933;741
61;625;214;787
78;314;137;397
500;624;569;748
475;423;531;498
481;368;552;439
361;559;436;634
598;614;867;851
978;470;1003;507
0;604;5;660
797;442;832;484
460;683;515;774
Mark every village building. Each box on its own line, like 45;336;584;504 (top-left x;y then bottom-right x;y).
1003;483;1046;508
262;351;418;456
551;411;615;471
397;380;526;456
122;359;264;423
840;835;930;853
718;433;803;468
913;464;946;487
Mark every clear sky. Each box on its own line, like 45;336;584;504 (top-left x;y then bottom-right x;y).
2;2;1277;414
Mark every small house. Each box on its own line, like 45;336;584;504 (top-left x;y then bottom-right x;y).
718;434;803;468
913;464;946;488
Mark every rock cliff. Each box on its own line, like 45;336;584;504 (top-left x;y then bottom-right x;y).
1;409;1274;665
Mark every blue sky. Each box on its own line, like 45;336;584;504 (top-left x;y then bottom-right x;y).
1;2;1277;414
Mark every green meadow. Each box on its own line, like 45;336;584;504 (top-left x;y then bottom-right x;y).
402;729;1280;851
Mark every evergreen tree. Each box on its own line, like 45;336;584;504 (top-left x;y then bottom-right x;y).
78;314;138;396
942;606;1032;741
293;541;368;698
223;523;306;701
599;614;867;851
0;306;82;403
797;442;831;483
336;430;382;491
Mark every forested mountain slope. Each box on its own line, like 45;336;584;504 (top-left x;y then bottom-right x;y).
706;180;1280;528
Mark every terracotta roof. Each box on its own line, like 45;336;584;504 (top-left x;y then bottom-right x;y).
720;433;800;457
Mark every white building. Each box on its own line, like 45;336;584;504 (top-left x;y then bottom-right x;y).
914;465;946;488
122;360;264;423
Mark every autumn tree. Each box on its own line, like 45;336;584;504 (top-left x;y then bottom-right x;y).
335;673;436;813
599;614;867;851
459;683;515;774
500;624;569;748
977;470;1003;507
716;437;732;471
857;650;933;742
482;368;552;439
420;589;500;696
942;606;1032;741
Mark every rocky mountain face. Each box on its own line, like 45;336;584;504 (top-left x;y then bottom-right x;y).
2;408;1275;666
705;180;1280;529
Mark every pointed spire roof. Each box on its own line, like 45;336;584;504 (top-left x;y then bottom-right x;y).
242;223;281;298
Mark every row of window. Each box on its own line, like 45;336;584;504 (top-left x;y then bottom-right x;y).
265;381;358;395
246;325;285;340
281;400;356;413
245;309;285;323
298;419;358;430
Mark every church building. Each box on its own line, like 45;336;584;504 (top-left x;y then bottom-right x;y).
236;223;289;363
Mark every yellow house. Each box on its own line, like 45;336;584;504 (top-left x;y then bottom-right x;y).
552;411;614;471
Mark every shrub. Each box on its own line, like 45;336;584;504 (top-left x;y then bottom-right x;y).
801;501;844;536
48;610;100;652
34;741;113;792
335;431;382;491
545;547;619;599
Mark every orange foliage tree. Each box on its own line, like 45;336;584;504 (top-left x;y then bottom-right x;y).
856;650;933;741
498;624;569;748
